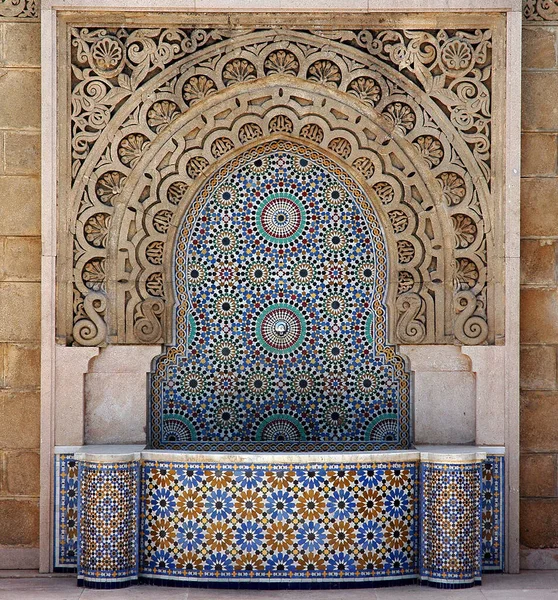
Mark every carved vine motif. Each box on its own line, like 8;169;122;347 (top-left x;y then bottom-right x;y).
65;25;495;347
524;0;558;20
321;29;492;182
0;0;38;18
70;27;230;179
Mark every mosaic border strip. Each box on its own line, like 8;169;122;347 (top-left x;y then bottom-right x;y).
53;454;78;571
77;461;140;587
482;455;505;572
419;461;482;588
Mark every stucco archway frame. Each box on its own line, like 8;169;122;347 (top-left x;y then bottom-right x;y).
40;0;521;576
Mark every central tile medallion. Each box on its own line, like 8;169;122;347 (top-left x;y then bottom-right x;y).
149;140;411;451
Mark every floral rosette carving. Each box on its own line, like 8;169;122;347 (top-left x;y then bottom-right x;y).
66;24;494;346
524;0;558;20
340;28;492;183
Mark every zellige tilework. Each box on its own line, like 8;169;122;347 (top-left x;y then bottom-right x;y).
77;461;140;588
150;141;411;451
419;460;482;588
140;460;419;583
481;455;505;572
54;454;78;571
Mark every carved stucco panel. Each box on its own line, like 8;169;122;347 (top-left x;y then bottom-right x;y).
60;22;501;347
0;0;38;18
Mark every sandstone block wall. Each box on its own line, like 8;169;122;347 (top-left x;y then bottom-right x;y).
0;20;41;568
0;6;556;564
520;23;558;554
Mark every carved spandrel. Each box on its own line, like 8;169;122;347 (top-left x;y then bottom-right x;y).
63;25;495;347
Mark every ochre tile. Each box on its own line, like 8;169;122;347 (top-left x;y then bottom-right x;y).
0;391;40;449
0;70;40;129
523;27;558;70
521;288;558;345
0;177;40;237
521;345;557;390
521;179;558;237
3;132;40;176
521;240;556;285
521;391;558;452
0;499;39;546
5;451;39;496
0;282;40;342
0;237;41;282
521;134;558;177
521;453;557;497
2;23;40;67
5;343;40;389
521;498;558;548
522;72;558;131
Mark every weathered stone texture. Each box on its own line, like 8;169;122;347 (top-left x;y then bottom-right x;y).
1;24;40;68
0;282;40;342
521;345;557;390
4;132;40;175
521;391;558;454
521;178;558;236
0;20;41;554
521;19;558;550
521;133;558;176
0;391;40;450
521;454;558;497
0;177;40;236
521;240;556;285
0;237;41;282
521;499;558;548
0;499;39;546
4;343;40;389
523;27;557;70
0;70;40;129
523;72;558;131
520;289;558;344
5;451;39;496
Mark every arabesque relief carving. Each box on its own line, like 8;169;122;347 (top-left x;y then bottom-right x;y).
59;20;501;347
0;0;38;18
524;0;558;20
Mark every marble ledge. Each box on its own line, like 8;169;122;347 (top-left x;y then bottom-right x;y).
64;444;505;465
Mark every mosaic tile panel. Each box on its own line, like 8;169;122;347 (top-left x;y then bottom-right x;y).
481;455;505;572
140;460;419;583
150;141;411;451
77;461;140;587
53;454;78;571
419;461;482;588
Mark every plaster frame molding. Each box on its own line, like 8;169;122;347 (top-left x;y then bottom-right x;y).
40;0;521;576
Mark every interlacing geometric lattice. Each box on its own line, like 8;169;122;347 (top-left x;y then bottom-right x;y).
150;141;410;450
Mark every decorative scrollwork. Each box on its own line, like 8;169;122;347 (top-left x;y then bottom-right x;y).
63;23;496;346
72;292;107;346
396;293;426;344
133;298;165;343
524;0;558;20
454;290;488;345
0;0;37;18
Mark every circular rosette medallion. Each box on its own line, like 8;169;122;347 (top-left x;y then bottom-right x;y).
256;303;306;354
256;414;307;441
256;192;306;244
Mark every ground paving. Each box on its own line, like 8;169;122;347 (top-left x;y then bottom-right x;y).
1;572;558;599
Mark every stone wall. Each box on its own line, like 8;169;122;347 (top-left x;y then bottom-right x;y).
520;17;558;562
0;4;555;565
0;18;41;568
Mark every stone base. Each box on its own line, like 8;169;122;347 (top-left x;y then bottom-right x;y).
54;446;505;588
